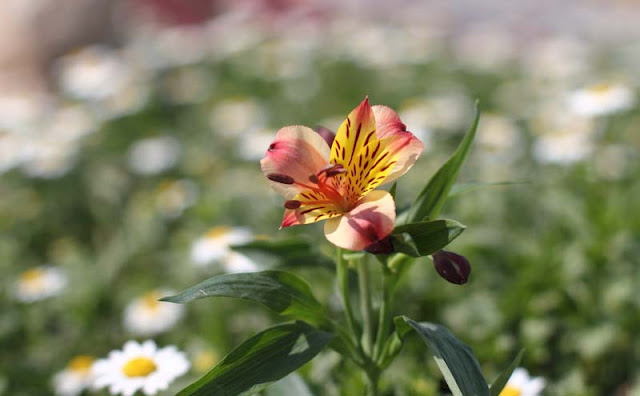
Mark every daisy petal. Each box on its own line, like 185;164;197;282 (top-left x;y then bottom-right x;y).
323;190;395;251
260;125;331;199
372;105;423;184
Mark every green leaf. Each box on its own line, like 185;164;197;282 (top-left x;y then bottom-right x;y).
405;103;480;223
394;316;489;396
391;219;466;257
231;238;333;269
490;349;525;396
162;270;327;325
449;181;528;197
178;321;333;396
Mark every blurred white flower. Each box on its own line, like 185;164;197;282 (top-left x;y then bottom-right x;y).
92;340;189;396
499;367;545;396
0;132;29;174
568;83;635;117
13;266;67;302
123;290;185;336
237;128;276;161
209;98;266;138
223;251;259;273
43;105;97;143
0;91;50;132
476;113;523;162
127;136;181;176
56;46;131;101
524;37;592;84
21;137;77;179
190;226;253;266
154;179;199;218
398;93;472;134
532;111;598;165
52;355;95;396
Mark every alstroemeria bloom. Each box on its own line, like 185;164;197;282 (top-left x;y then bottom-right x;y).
260;98;423;251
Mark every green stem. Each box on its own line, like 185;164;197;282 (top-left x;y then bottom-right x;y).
357;258;374;356
364;368;380;396
373;266;393;361
336;248;361;345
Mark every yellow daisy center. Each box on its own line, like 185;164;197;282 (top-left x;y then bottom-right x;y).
589;83;612;95
141;291;161;312
205;226;231;239
122;357;157;377
499;385;522;396
68;355;94;373
21;268;45;282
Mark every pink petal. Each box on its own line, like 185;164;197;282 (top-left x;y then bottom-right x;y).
372;105;424;184
323;190;396;251
260;125;331;199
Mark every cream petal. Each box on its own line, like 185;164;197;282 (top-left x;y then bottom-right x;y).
260;125;331;199
323;190;395;251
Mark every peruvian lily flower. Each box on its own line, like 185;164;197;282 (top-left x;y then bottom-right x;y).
260;98;423;251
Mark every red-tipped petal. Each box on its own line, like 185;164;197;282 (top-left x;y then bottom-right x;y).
260;125;331;199
323;190;396;251
372;105;424;184
330;97;378;170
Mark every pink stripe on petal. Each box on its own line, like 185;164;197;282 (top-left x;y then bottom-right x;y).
323;190;395;251
260;125;331;199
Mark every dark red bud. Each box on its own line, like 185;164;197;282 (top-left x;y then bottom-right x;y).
315;126;335;147
364;236;395;255
433;250;471;285
284;200;302;209
267;173;295;184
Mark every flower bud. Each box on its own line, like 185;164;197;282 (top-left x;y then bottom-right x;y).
364;236;394;255
315;126;335;147
432;250;470;285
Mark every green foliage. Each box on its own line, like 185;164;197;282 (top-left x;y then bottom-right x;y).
391;219;466;257
178;321;333;396
162;271;328;325
402;104;480;223
394;316;489;396
490;349;525;396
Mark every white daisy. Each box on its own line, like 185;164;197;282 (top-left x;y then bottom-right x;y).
223;252;259;273
123;290;185;336
499;367;545;396
92;340;189;396
52;355;95;396
13;266;67;302
127;136;181;176
55;46;131;102
568;83;635;117
190;226;253;266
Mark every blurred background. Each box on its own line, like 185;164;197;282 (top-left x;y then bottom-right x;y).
1;0;639;395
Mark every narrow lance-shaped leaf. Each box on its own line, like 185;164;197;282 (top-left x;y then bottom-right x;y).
394;316;489;396
404;103;480;223
178;321;333;396
390;219;465;257
162;270;327;325
490;349;525;396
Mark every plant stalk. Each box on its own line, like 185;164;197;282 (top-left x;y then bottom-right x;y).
357;258;375;356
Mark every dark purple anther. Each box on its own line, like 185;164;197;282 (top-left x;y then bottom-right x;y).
284;200;302;209
433;250;471;285
267;173;295;184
